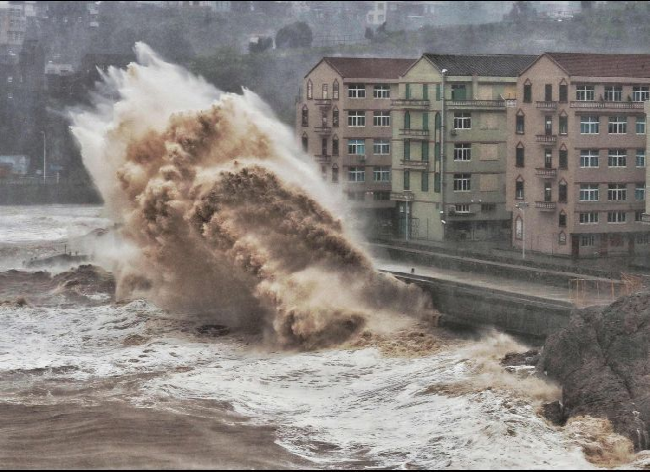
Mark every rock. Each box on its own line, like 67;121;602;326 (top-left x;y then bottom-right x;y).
540;401;565;426
538;293;650;450
196;324;230;337
501;349;540;367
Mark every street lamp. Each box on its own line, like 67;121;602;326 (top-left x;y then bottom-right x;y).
515;201;529;259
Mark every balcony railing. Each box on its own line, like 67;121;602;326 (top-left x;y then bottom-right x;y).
447;99;506;108
399;128;430;137
390;99;430;108
536;135;557;144
400;159;429;169
570;101;644;109
535;168;557;178
535;201;557;210
390;191;414;202
314;98;332;107
314;126;332;135
536;101;558;109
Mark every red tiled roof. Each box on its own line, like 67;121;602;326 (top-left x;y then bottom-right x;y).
547;53;650;78
321;57;416;79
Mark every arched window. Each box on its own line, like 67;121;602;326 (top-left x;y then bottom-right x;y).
559;143;568;169
333;106;339;127
332;164;339;183
332;134;339;156
559;210;567;227
404;111;411;129
523;78;532;103
516;142;525;167
516;109;525;134
559;78;568;103
333;80;339;100
301;105;308;127
307;79;313;100
301;132;308;153
515;175;524;200
559;179;568;203
558;231;567;245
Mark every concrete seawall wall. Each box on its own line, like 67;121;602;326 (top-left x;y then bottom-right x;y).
391;272;573;338
0;182;101;205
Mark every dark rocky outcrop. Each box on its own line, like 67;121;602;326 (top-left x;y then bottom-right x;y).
537;293;650;450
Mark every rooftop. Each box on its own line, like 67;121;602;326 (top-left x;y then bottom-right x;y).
546;52;650;78
424;54;538;77
317;57;416;79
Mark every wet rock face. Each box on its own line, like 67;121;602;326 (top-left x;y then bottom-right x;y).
538;294;650;450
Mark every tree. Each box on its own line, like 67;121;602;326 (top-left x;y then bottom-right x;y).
275;21;313;49
249;36;273;54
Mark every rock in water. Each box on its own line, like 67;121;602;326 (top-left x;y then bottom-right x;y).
538;293;650;450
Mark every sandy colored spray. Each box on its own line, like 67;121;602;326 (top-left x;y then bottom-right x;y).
70;43;434;349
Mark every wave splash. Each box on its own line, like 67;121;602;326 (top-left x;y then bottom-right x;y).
70;43;433;349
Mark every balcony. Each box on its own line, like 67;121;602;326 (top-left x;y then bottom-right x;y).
390;191;414;202
569;101;644;110
314;126;332;135
535;201;557;211
390;99;430;109
399;128;430;137
536;135;557;144
535;168;557;178
536;101;558;110
447;99;506;109
400;159;429;169
642;213;650;224
314;155;331;163
314;98;332;108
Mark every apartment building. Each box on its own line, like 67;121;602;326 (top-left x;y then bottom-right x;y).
297;56;414;232
391;53;535;241
506;53;650;257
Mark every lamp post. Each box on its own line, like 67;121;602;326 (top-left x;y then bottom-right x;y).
440;68;447;239
41;131;46;182
515;201;529;259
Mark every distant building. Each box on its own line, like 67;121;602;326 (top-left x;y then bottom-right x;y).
0;2;26;55
0;155;30;176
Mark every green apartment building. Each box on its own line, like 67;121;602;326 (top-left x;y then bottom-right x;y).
391;54;536;241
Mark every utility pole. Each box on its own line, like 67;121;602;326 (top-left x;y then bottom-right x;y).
440;68;447;239
41;131;46;182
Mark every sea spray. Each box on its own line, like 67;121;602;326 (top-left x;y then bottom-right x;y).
70;43;434;348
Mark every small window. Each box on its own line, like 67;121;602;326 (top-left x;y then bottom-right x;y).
635;183;645;201
559;148;568;169
373;166;391;182
373;85;390;99
333;80;339;100
604;86;622;102
608;149;627;168
307;80;313;100
516;145;524;167
559;83;568;103
373;139;390;155
580;116;599;134
454;143;471;161
453;173;471;192
332;136;339;156
348;84;366;99
515;180;524;200
332;165;339;183
559;212;567;227
559;115;568;135
523;83;532;103
348;139;365;155
607;184;627;201
581;235;596;247
421;172;429;192
516;114;524;134
301;105;309;127
579;184;599;201
404;170;410;190
373;111;390;127
633;86;649;102
348;111;366;127
636;149;646;167
559;182;567;203
453;113;471;129
576;85;595;101
348;166;365;182
301;134;308;152
579;212;599;224
637;116;646;135
607;211;626;223
333;108;339;127
608;116;627;134
580;150;599;168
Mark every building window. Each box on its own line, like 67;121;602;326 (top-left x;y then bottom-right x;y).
636;211;645;223
559;182;567;203
422;172;429;192
322;138;327;156
544;148;553;168
515;216;523;239
373;85;390;99
404;139;410;160
422;141;429;162
348;139;365;155
604;85;622;102
453;173;471;191
576;85;595;101
607;211;626;223
580;184;599;201
559;83;568;103
581;235;596;247
580;149;599;168
348;84;366;99
516;145;524;167
559;232;567;245
322;84;328;99
515;180;524;200
332;136;339;156
523;83;532;103
633;86;649;102
481;203;496;212
404;170;410;190
451;84;467;100
559;115;568;135
373;191;391;201
454;143;471;161
373;166;391;182
373;111;390;127
607;183;627;201
301;105;308;127
404;111;411;129
637;116;646;134
307;80;313;99
608;116;627;134
333;108;339;127
559;148;568;169
434;173;441;193
636;183;645;201
559;212;567;227
636;233;650;243
333;80;339;100
580;116;599;134
453;113;471;129
455;204;470;213
348;111;365;127
302;134;308;152
373;139;390;155
348;167;365;182
332;165;339;183
516;114;525;134
608;149;627;168
579;212;599;224
637;149;646;167
545;84;553;102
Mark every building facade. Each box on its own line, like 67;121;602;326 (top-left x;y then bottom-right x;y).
506;53;650;257
391;54;535;241
297;57;415;235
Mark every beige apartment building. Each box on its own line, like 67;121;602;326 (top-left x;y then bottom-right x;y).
391;54;536;241
506;53;650;257
296;57;414;233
